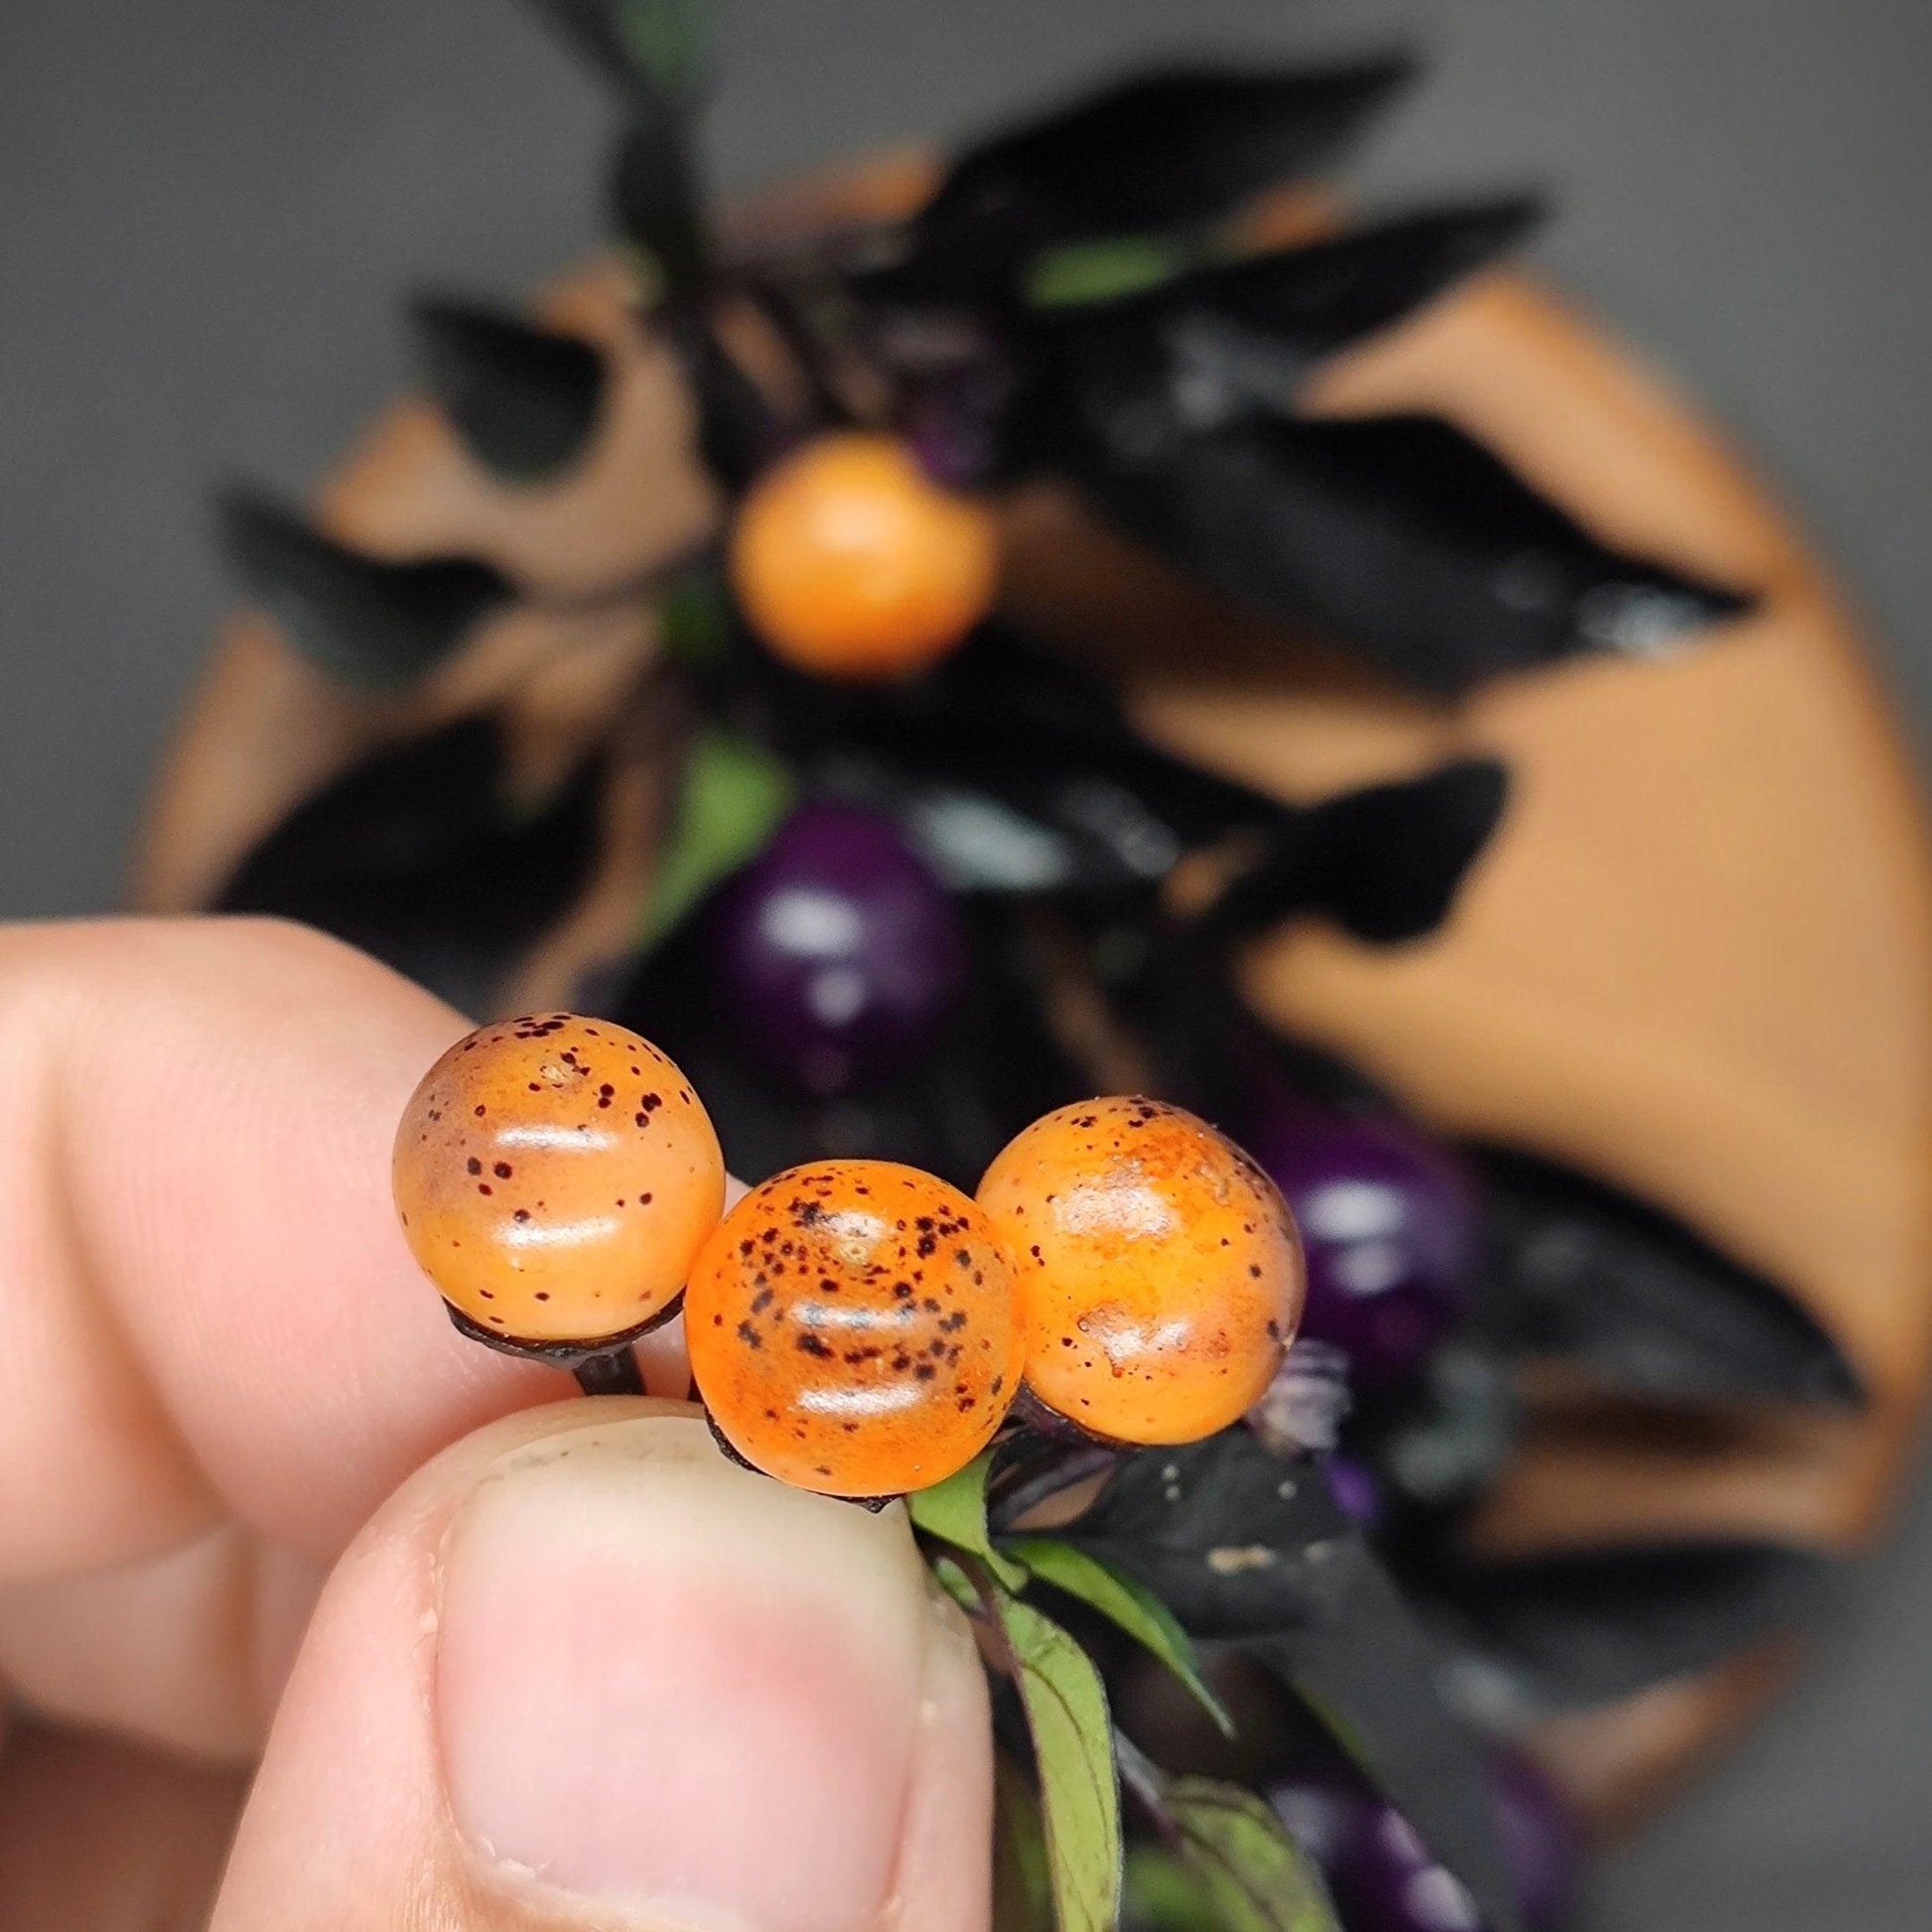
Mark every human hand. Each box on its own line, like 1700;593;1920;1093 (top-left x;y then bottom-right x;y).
0;918;990;1931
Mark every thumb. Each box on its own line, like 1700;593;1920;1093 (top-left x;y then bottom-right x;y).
213;1401;992;1932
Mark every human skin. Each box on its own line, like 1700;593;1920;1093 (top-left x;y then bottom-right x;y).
0;916;991;1932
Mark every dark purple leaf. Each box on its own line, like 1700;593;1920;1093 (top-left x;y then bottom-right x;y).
1208;759;1508;946
410;298;608;481
871;57;1416;303
1047;395;1752;696
1053;1433;1517;1931
1432;1539;1837;1709
218;488;512;691
611;117;710;296
216;715;601;1018
1050;198;1541;352
1474;1150;1864;1407
524;0;705;102
657;300;778;488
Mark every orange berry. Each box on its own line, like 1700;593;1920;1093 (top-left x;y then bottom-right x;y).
977;1097;1304;1446
393;1014;725;1345
685;1160;1025;1496
729;432;999;680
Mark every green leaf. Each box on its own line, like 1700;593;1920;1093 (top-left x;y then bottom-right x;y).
1007;1537;1234;1738
908;1449;1030;1591
926;1553;982;1618
639;732;792;943
995;1750;1055;1932
992;1588;1124;1932
1025;235;1189;309
1123;1846;1221;1932
1162;1777;1341;1932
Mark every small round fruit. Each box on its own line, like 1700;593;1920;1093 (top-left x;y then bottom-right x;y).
1249;1100;1476;1390
1487;1748;1580;1932
707;800;967;1094
1323;1451;1385;1530
978;1097;1304;1446
393;1014;725;1345
685;1160;1024;1496
729;431;999;680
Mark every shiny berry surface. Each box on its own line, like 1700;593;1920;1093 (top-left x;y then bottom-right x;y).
1323;1450;1386;1530
1274;1746;1577;1932
1488;1747;1579;1932
729;432;999;680
1248;1100;1477;1390
393;1015;725;1344
685;1160;1024;1496
708;800;967;1095
1333;1803;1483;1932
977;1097;1304;1446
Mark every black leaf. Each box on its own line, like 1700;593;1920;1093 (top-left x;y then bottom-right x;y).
894;56;1417;301
410;299;608;481
1431;1539;1838;1710
718;625;1290;891
1244;1568;1520;1932
611;116;710;295
1056;1433;1359;1643
1210;758;1508;945
659;302;778;491
217;716;601;1017
1354;1343;1520;1511
218;489;511;692
1048;398;1752;696
722;627;1498;944
1053;198;1542;354
1055;1434;1517;1932
1474;1150;1864;1407
524;0;651;90
524;0;705;103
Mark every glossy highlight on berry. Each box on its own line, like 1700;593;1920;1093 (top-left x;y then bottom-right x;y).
728;431;1000;680
978;1096;1304;1445
706;799;967;1095
685;1160;1025;1497
392;1014;726;1345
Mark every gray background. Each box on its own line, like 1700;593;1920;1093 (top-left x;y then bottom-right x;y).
1;2;1929;1925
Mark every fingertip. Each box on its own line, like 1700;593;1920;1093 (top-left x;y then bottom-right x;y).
219;1404;993;1932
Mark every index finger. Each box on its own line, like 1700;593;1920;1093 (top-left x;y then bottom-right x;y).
0;916;590;1581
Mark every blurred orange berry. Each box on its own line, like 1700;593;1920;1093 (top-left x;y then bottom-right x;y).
729;432;999;679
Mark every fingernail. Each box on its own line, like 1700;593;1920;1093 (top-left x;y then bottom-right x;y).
436;1414;933;1932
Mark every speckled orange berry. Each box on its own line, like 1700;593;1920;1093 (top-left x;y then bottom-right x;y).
977;1097;1303;1446
685;1160;1025;1496
728;432;999;680
393;1014;725;1345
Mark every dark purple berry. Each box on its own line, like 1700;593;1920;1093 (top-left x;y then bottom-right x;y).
1271;1745;1579;1932
1323;1450;1385;1529
1333;1803;1483;1932
707;801;967;1095
1249;1100;1478;1389
1489;1746;1580;1932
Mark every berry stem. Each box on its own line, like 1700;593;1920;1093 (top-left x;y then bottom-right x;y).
573;1346;646;1398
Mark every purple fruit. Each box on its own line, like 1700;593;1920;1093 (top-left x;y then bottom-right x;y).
1323;1450;1386;1530
1333;1805;1484;1932
1271;1761;1482;1932
1488;1747;1580;1932
1249;1099;1478;1389
707;800;967;1095
1270;1747;1580;1932
1270;1770;1371;1872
